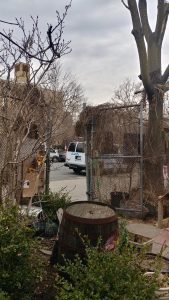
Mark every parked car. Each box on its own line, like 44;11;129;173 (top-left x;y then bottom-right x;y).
49;147;66;163
58;148;66;162
64;141;86;174
49;148;60;162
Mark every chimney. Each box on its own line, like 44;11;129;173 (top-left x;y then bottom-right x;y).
15;62;30;84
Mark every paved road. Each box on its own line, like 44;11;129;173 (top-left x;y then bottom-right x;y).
49;162;87;202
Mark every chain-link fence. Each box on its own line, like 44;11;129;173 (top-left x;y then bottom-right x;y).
86;102;144;216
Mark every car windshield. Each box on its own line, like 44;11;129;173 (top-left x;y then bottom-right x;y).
76;142;85;153
68;143;76;152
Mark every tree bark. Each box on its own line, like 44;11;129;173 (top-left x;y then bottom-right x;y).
144;90;165;202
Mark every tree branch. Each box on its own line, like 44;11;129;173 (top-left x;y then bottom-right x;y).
0;4;72;66
0;31;52;63
155;0;169;45
156;0;165;38
138;0;152;42
157;82;169;93
161;64;169;83
121;0;129;9
127;0;153;96
0;19;18;26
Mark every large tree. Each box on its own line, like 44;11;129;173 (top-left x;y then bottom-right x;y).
123;0;169;202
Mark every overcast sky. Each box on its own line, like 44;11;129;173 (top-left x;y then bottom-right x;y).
0;0;168;104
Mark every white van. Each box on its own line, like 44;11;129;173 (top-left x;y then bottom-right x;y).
65;141;86;174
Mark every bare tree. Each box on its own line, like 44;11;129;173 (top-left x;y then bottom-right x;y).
41;63;84;145
0;3;75;203
0;3;72;82
123;0;169;201
111;78;143;105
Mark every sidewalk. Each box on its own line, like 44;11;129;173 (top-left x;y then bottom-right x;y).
50;179;87;202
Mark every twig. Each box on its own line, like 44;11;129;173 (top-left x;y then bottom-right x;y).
121;0;129;10
0;19;18;26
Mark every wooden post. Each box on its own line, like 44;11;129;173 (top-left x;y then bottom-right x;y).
157;196;163;228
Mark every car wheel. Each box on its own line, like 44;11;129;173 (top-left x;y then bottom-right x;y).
73;168;81;174
52;156;59;163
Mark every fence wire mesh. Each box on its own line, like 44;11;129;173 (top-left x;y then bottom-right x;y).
86;103;144;214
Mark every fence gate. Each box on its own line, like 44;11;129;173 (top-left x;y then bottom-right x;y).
86;102;144;216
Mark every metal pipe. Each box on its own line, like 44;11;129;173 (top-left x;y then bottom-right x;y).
90;116;94;200
45;106;52;194
85;125;90;201
45;149;50;195
139;100;144;218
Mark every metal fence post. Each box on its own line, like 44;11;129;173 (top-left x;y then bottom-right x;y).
45;106;52;194
85;124;90;201
139;100;144;217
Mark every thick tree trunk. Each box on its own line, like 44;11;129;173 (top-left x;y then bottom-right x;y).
144;90;165;204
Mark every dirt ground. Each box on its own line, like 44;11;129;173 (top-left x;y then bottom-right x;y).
33;237;58;300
